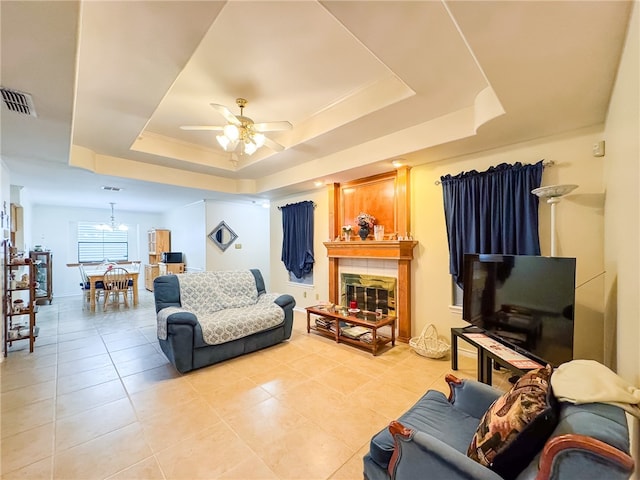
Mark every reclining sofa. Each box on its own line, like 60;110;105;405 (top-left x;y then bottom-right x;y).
364;371;635;480
153;269;295;373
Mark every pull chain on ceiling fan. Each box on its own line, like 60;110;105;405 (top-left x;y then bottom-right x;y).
180;97;292;156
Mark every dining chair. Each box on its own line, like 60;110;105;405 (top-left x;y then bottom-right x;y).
78;264;103;309
103;267;130;311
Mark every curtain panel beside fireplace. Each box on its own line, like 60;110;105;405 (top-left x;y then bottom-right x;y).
280;200;315;279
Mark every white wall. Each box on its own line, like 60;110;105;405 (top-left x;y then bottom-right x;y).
602;6;639;471
204;200;270;284
604;1;640;385
30;204;163;297
164;200;206;271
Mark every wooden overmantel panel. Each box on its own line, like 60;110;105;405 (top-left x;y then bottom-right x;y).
323;241;417;260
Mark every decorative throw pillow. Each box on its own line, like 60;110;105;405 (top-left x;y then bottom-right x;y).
467;364;558;480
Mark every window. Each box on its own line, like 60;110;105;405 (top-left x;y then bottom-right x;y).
288;270;313;286
77;222;128;262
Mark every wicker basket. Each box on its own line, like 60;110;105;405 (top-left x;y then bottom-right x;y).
409;324;450;359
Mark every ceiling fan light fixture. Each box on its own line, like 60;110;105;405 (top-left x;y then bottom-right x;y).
253;132;266;148
223;124;240;141
243;141;258;155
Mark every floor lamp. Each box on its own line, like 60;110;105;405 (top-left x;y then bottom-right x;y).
531;184;578;257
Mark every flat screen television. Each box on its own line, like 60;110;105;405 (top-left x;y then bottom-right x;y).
462;253;576;366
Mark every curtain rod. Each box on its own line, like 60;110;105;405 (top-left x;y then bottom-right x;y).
277;201;317;210
434;159;554;186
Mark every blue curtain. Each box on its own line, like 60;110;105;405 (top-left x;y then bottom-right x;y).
441;161;543;287
280;200;315;279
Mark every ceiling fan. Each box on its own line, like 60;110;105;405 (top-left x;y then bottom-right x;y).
180;97;292;156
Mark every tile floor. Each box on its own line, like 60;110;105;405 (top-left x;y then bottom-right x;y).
1;291;510;479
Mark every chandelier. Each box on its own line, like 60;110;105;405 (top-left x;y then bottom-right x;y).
97;202;128;231
215;98;266;156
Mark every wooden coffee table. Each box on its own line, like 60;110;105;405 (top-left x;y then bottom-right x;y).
306;305;396;355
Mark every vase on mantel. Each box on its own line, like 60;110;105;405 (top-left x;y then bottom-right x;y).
358;226;369;240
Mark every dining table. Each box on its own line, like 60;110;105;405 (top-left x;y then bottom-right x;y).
85;267;139;312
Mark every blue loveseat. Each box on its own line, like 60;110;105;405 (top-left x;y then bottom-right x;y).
153;269;295;373
364;373;635;480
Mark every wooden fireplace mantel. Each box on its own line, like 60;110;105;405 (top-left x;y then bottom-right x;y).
325;168;416;343
324;240;418;343
323;240;417;260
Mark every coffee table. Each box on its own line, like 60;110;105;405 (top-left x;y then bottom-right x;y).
306;305;396;355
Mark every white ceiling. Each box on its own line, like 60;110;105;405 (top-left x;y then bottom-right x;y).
0;1;633;213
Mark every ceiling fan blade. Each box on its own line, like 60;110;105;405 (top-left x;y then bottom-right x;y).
210;103;241;126
253;121;293;132
180;125;224;131
263;136;285;152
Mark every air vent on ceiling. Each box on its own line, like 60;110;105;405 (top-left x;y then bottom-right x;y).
0;87;37;117
101;186;122;192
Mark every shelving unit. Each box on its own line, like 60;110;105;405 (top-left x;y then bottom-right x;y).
30;250;53;304
145;229;170;292
3;241;38;356
147;229;170;265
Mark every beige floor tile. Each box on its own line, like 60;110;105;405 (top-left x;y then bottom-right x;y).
218;455;279;479
155;424;255;479
53;422;152;480
56;378;127;419
0;364;57;392
248;364;311;396
225;396;309;452
1;380;56;410
105;455;165;480
55;397;137;451
276;379;347;421
57;343;109;363
57;335;104;352
0;455;53;480
109;343;160;364
0;422;54;475
120;364;182;395
104;334;151;352
139;397;221;452
1;397;55;438
114;351;170;377
0;351;57;375
129;378;200;421
200;377;272;418
257;422;354;480
346;380;420;420
288;352;342;378
329;445;369;480
56;364;120;395
314;364;375;396
56;352;113;378
315;403;389;450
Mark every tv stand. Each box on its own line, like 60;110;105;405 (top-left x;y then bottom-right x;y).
451;327;543;385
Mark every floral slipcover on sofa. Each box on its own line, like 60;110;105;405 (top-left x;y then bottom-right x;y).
153;269;295;373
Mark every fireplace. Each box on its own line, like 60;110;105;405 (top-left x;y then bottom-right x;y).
341;273;397;315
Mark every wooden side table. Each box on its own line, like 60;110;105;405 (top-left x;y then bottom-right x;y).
306;305;395;356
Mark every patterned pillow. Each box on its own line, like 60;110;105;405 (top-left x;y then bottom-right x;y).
467;364;558;480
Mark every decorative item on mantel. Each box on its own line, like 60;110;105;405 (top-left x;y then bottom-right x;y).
341;225;353;241
357;212;376;240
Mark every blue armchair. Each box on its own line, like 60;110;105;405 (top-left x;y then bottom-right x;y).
363;374;635;480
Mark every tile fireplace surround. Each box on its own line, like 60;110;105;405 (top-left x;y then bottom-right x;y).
323;240;417;342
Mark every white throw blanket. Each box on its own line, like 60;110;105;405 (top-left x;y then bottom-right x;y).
551;359;640;419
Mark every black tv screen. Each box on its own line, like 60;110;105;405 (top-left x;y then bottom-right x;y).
462;254;576;366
